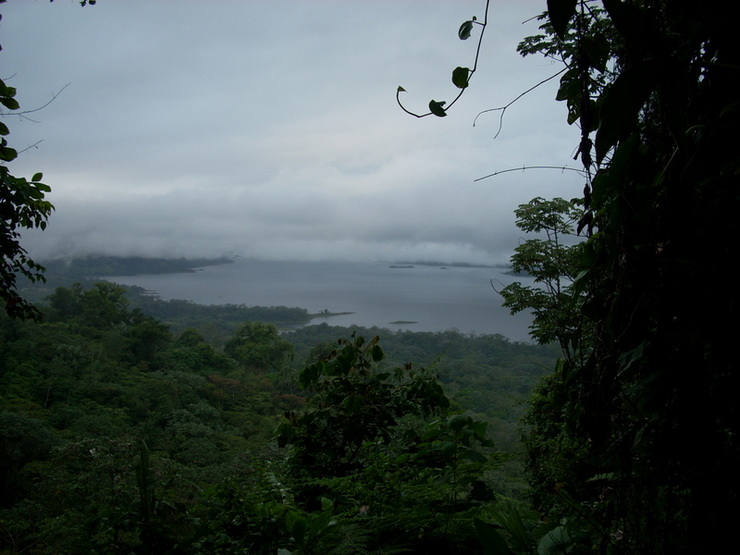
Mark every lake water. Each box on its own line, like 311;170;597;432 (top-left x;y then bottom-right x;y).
108;259;536;342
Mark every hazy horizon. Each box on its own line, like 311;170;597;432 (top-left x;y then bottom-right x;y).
105;257;536;341
5;1;582;267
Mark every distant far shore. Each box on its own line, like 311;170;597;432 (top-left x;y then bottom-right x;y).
39;255;234;278
38;255;511;279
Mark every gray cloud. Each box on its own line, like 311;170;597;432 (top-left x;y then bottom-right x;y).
5;0;583;265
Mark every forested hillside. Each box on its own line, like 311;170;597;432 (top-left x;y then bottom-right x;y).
5;0;732;550
1;281;555;553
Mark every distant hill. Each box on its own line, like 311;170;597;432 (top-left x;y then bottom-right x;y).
40;255;233;278
19;256;233;306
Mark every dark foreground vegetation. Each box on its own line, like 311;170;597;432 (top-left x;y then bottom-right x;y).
1;280;557;554
4;0;739;552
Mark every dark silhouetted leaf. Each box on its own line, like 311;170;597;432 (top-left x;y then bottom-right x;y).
595;64;656;162
429;100;447;117
547;0;577;39
0;145;18;162
458;18;475;40
0;96;19;111
370;343;384;362
452;66;471;89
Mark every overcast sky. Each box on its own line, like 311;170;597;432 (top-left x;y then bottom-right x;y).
3;0;582;265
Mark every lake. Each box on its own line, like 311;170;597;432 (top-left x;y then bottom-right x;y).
108;259;536;342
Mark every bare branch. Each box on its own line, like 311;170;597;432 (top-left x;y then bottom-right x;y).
472;69;565;139
16;140;44;155
474;164;587;183
0;83;71;122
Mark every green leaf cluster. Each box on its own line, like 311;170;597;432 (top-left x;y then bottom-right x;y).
499;197;589;361
1;282;562;553
0;17;56;319
397;8;488;118
0;101;54;318
224;321;294;371
514;1;740;551
276;335;508;553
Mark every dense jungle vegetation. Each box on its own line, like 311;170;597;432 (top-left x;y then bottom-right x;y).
4;0;739;552
1;278;557;553
398;0;739;550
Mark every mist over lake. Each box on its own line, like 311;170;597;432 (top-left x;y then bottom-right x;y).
108;259;536;342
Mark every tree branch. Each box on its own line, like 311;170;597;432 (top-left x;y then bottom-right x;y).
396;0;490;118
473;164;587;182
472;69;565;139
0;83;71;122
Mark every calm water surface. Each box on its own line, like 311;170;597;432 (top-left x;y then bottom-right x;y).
109;259;536;342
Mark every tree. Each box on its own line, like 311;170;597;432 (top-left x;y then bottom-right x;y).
403;1;740;551
46;282;133;330
1;0;98;319
46;282;84;321
80;282;132;328
277;335;451;482
0;412;56;507
517;2;739;552
224;321;293;371
498;196;588;363
497;197;598;543
124;311;172;368
275;335;501;554
0;73;54;319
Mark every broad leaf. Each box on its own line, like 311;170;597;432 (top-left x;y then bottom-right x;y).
595;64;656;162
370;343;384;362
458;18;475;40
429;99;447;117
547;0;577;39
452;66;470;89
0;96;19;110
537;525;573;554
0;145;18;162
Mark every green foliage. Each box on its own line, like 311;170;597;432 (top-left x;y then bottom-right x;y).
80;281;131;328
130;292;311;338
0;80;53;318
277;335;450;481
458;17;476;40
0;11;59;319
0;289;302;552
397;5;488;118
428;99;448;117
498;197;589;361
405;0;740;550
514;1;740;552
545;0;576;39
0;411;56;507
276;335;505;553
224;321;294;371
46;281;131;330
287;323;558;459
452;66;471;89
0;283;560;553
